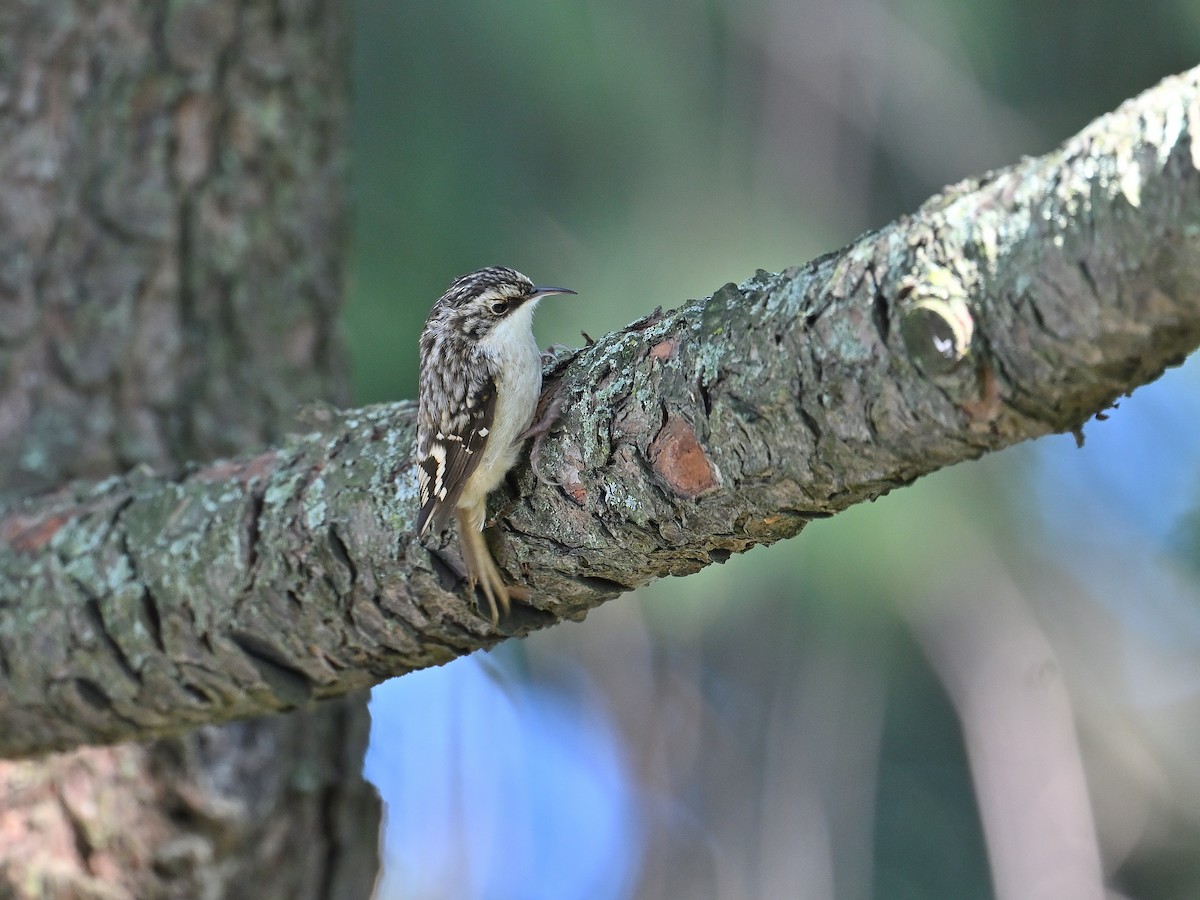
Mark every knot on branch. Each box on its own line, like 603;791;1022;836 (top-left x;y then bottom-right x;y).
649;415;721;500
898;266;976;373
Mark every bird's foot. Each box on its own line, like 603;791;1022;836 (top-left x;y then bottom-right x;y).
457;511;526;627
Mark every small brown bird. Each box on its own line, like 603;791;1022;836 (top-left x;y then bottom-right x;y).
415;266;575;624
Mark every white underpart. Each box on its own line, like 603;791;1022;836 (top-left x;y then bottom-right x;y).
458;298;543;530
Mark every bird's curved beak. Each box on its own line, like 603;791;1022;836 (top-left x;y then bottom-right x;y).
530;285;577;300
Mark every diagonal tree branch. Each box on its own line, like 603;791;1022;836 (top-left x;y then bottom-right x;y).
3;66;1200;758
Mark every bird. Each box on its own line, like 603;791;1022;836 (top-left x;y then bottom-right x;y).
415;266;575;625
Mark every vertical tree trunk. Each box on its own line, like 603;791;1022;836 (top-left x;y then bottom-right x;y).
0;2;379;896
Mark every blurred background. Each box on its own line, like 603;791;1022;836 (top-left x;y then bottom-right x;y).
350;1;1200;897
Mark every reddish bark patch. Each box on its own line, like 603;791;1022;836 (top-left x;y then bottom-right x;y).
562;479;587;504
1;511;74;553
558;446;587;504
194;450;279;484
961;363;1002;430
649;415;720;499
649;338;676;361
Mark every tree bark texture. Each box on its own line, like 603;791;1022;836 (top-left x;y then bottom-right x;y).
3;66;1199;759
0;3;378;898
0;0;347;499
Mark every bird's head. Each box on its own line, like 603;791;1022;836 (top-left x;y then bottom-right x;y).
432;266;575;341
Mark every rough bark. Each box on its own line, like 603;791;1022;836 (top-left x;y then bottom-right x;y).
3;66;1199;758
0;0;346;500
0;2;378;897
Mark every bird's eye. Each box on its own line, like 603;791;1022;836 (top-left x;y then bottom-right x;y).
490;301;510;315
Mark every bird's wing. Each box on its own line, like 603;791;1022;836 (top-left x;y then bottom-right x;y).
416;374;496;537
